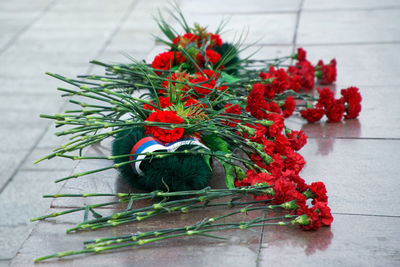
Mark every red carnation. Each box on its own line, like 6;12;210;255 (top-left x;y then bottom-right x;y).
341;87;362;119
172;33;199;48
317;87;335;110
326;99;345;123
151;51;186;75
145;110;184;143
266;113;284;137
298;206;322;231
282;96;296;118
196;49;221;66
300;105;325;123
296;48;307;62
143;96;172;111
184;98;208;108
286;130;308;151
288;60;315;90
316;59;337;85
313;201;334;226
309;181;328;204
245;83;269;119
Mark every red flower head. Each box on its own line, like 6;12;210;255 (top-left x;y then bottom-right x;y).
245;83;269;119
183;98;208;108
196;49;222;67
326;99;345;123
282;96;296;118
144;110;185;143
298;207;323;231
297;48;307;62
313;201;334;226
317;87;335;110
143;96;172;111
309;181;328;204
288;60;315;90
316;59;337;85
273;177;306;206
151;51;186;75
172;33;199;48
341;87;362;119
286;130;308;151
266;113;284;137
300;104;325;123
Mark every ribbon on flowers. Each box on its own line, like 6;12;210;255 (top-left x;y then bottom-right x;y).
129;136;209;176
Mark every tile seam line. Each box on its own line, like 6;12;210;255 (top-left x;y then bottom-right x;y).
0;0;58;56
291;0;304;55
255;212;266;267
302;6;400;13
333;212;400;218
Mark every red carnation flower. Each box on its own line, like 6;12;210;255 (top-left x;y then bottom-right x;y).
313;201;334;226
196;49;221;66
286;130;308;151
317;87;335;110
245;83;269;119
298;206;323;231
326;99;345;123
309;181;328;204
288;59;315;91
151;51;186;75
316;59;337;85
172;33;199;48
266;113;284;137
184;98;208;108
143;96;172;111
144;110;184;143
341;87;362;119
300;105;325;123
297;47;307;62
282;96;296;118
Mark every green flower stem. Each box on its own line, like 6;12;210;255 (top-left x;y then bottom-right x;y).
34;210;299;262
30;200;123;222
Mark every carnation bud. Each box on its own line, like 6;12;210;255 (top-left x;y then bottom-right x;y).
255;120;273;127
234;166;246;181
292;214;310;226
256;150;273;164
280;200;298;210
238;124;256;136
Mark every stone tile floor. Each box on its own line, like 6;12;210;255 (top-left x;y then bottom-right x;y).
0;0;399;266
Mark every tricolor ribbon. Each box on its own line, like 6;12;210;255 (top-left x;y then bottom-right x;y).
129;136;209;176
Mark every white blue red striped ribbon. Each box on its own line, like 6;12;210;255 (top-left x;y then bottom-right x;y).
129;136;209;176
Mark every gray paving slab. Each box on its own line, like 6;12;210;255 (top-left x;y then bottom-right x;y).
181;0;301;14
0;170;68;227
298;9;400;45
259;214;400;266
0;225;32;260
299;138;400;216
